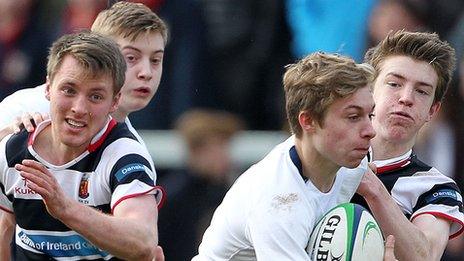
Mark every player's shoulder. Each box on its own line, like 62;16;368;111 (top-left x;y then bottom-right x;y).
411;155;455;182
91;121;151;166
102;122;141;149
251;136;295;174
2;84;46;104
227;137;303;208
4;130;30;167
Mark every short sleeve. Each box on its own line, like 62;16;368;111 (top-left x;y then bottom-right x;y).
108;153;164;212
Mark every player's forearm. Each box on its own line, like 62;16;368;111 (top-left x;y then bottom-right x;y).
0;212;15;261
363;188;434;261
57;199;157;260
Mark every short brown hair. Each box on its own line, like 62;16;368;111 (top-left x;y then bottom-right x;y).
176;109;244;150
284;52;375;137
91;1;168;45
365;30;456;104
47;31;126;94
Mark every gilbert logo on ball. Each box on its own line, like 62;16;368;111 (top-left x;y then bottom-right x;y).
307;203;384;261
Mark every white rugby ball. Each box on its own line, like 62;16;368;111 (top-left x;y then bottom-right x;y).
307;203;384;261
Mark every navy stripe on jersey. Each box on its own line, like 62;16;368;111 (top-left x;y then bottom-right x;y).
14;198;68;231
13;198;111;232
109;154;154;192
289;146;307;182
4;123;140;173
6;129;35;167
377;154;431;192
413;183;463;213
13;240;123;261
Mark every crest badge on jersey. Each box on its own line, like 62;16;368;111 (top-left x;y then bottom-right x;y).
79;174;90;199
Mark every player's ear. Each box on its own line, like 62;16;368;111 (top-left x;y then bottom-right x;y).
109;92;121;113
298;110;317;134
45;76;51;101
426;101;441;122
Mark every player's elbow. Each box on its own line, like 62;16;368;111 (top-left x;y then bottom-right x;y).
406;240;440;261
124;242;156;261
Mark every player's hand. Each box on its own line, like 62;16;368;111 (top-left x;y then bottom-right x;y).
383;235;398;261
356;163;383;200
13;112;49;133
15;159;72;220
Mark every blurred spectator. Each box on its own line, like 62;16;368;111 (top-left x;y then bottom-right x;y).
0;0;54;99
368;0;464;44
60;0;106;33
158;109;244;261
128;0;164;10
286;0;376;61
197;0;291;130
368;0;426;44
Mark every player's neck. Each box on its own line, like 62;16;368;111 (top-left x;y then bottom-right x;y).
34;126;86;165
371;135;414;161
295;138;338;193
110;110;128;123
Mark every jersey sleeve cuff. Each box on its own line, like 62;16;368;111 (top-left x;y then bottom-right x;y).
411;211;464;239
0;205;13;214
111;183;166;213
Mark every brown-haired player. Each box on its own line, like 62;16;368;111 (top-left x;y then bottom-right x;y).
0;2;168;260
0;31;163;260
193;52;384;260
352;30;464;260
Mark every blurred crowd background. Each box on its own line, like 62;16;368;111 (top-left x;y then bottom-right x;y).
1;0;464;260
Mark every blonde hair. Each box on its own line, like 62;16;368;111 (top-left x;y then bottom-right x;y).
91;1;168;45
47;31;126;94
365;30;456;104
176;109;244;150
283;52;374;137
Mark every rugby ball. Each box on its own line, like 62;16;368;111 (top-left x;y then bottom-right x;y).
307;203;384;261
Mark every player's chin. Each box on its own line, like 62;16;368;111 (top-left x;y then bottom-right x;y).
132;97;151;109
121;100;149;114
342;156;365;169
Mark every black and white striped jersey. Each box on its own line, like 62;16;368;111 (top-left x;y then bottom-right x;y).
351;150;464;238
0;118;164;260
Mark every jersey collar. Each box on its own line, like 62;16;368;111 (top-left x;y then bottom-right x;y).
372;150;412;174
27;116;117;152
289;145;307;182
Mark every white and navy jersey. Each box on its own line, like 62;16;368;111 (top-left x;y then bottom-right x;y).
193;136;366;261
0;84;156;172
351;150;464;238
0;119;164;260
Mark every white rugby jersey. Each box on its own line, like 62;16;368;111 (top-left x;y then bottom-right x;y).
193;136;366;261
0;84;156;172
0;119;164;260
351;150;464;238
0;84;48;127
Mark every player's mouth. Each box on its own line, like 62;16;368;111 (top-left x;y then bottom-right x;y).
66;118;86;129
353;147;369;155
390;111;414;121
133;87;151;96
